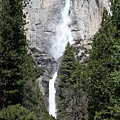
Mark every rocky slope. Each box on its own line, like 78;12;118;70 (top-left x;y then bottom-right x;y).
30;46;57;109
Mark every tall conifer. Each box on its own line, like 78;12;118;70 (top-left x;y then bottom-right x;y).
57;42;86;120
0;0;31;109
83;8;120;119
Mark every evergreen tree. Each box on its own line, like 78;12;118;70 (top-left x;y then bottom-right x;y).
0;1;57;119
0;0;32;109
108;1;120;119
111;0;120;32
0;104;37;120
23;75;55;120
57;42;87;120
83;9;120;119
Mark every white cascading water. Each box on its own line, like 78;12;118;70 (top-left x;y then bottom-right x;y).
50;0;73;60
49;72;57;118
49;0;73;118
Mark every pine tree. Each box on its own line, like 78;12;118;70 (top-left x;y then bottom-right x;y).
108;0;120;119
0;0;31;109
57;42;87;120
0;104;37;120
111;0;120;32
0;1;58;119
83;8;120;119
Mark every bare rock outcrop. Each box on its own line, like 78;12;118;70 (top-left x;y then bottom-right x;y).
30;46;57;109
71;0;103;40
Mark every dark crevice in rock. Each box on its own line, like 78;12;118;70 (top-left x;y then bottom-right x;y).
44;30;55;34
71;29;81;32
95;0;100;8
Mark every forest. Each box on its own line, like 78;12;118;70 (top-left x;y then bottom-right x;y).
0;0;120;120
57;0;120;119
0;0;55;119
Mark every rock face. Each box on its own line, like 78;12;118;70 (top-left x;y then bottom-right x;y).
71;0;103;40
73;39;93;63
24;0;63;53
30;46;57;109
71;0;111;40
23;0;111;70
24;0;111;57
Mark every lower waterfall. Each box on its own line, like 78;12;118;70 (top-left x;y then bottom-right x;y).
49;72;58;118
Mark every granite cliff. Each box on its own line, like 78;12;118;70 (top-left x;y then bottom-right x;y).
24;0;111;53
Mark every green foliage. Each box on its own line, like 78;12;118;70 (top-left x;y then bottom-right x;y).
23;81;54;120
81;8;120;119
59;42;78;85
35;66;44;79
0;0;28;109
23;72;55;120
57;42;87;120
0;1;56;119
111;0;120;31
0;104;37;120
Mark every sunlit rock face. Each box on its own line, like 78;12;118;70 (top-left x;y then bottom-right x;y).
71;0;103;41
24;0;63;53
71;0;111;41
24;0;111;56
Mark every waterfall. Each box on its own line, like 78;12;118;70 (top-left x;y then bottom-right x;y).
49;72;57;118
50;0;73;60
49;0;73;118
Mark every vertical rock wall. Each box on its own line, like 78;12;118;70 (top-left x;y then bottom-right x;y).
24;0;64;52
71;0;103;40
24;0;110;55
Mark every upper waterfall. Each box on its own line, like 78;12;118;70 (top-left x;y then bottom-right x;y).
50;0;73;60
